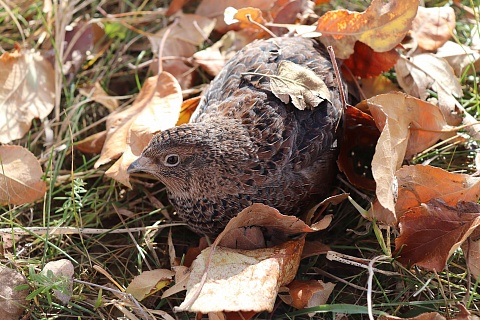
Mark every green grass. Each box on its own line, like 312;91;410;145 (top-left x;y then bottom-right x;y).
1;0;479;319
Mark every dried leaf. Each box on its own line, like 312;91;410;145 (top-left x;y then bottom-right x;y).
411;6;456;51
0;49;55;143
126;269;175;301
0;145;46;205
461;229;480;281
148;14;216;89
94;72;182;187
316;0;418;58
342;42;399;79
359;75;400;99
193;31;252;77
196;0;276;33
230;7;266;31
394;199;480;271
0;265;28;320
177;96;200;126
436;41;480;77
41;259;74;304
270;60;331;110
279;280;335;311
177;239;304;313
75;130;107;155
379;312;446;320
395;54;463;126
338;105;379;191
365;93;451;214
79;82;118;112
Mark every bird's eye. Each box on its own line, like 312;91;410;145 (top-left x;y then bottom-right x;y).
164;154;180;167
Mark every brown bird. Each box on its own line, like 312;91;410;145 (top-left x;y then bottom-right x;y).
128;36;344;236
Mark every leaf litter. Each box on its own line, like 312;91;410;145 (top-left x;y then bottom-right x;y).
3;0;480;318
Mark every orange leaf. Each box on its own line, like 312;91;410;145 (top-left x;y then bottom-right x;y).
316;0;418;58
342;42;399;78
394;199;480;271
177;96;200;126
280;280;335;310
233;7;266;31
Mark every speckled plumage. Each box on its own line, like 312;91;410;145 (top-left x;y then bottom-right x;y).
128;36;344;236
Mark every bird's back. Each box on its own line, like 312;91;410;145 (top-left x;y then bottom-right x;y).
190;36;343;218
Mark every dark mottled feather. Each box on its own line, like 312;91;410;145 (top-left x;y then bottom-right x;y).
128;36;344;236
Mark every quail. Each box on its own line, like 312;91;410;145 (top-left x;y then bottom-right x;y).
128;36;344;236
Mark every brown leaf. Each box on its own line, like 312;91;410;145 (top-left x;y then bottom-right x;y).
395;54;463;126
436;41;480;77
148;14;216;89
279;280;335;310
462;229;480;282
338;105;379;191
365;92;451;214
270;60;331;110
411;6;456;51
342;42;399;79
231;7;267;31
126;269;175;301
166;0;191;16
0;145;46;206
316;0;418;58
394;199;480;271
75;131;107;155
79;82;118;112
94;72;182;187
0;49;55;143
193;31;253;77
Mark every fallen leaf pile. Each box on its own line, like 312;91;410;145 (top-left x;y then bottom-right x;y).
2;0;480;318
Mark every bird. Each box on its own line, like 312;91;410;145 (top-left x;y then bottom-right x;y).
128;36;344;236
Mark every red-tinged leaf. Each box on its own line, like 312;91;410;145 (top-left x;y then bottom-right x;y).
394;199;480;271
75;131;107;155
338;105;379;191
316;0;418;58
166;0;191;16
342;42;399;79
279;280;335;310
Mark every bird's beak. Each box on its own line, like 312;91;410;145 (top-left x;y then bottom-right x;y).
127;156;151;174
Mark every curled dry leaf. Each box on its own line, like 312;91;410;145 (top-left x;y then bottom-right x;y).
225;7;266;32
0;145;46;206
279;280;335;312
79;82;118;112
461;228;480;281
193;31;253;77
394;199;480;271
316;0;418;59
342;42;399;79
270;60;331;110
364;92;452;214
411;6;456;51
395;54;463;126
195;0;276;33
436;41;480;77
125;269;175;301
0;48;55;144
0;265;29;320
177;240;305;313
41;259;74;305
176;204;314;313
75;130;107;155
94;72;182;187
148;14;216;89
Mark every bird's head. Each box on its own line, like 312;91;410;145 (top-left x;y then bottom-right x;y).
127;121;254;198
